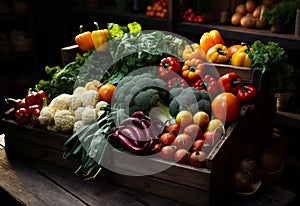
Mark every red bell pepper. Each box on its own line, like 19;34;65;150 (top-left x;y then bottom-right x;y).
25;88;40;106
30;97;48;126
27;104;42;115
158;56;181;80
218;72;242;94
14;107;30;125
167;76;189;90
192;74;219;97
30;108;41;126
36;88;50;105
236;85;257;105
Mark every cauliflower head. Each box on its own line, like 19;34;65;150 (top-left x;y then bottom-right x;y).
69;94;82;111
49;93;72;110
81;90;100;107
73;120;84;132
73;86;87;97
54;110;75;133
74;106;84;121
82;106;97;125
38;106;56;126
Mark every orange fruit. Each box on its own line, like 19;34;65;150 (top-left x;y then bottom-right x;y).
211;92;241;123
97;83;116;103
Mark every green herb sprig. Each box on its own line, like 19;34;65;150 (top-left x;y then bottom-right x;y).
249;40;287;74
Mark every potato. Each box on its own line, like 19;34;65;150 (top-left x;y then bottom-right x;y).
252;5;262;18
255;18;267;29
245;0;257;13
240;15;256;28
235;4;246;15
231;12;243;26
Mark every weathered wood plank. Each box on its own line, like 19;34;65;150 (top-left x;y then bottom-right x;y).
0;147;86;206
20;155;189;206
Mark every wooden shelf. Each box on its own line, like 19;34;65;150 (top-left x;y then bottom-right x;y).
175;21;300;50
276;110;300;129
59;1;300;51
59;6;168;31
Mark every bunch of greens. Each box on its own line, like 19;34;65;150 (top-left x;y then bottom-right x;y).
249;40;291;95
103;31;189;85
249;40;287;74
36;51;92;100
262;0;300;26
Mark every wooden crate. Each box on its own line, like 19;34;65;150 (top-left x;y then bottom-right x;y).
1;105;256;206
0;46;276;206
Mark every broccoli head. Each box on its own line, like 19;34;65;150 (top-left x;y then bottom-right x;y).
129;88;160;114
168;87;211;116
113;72;171;119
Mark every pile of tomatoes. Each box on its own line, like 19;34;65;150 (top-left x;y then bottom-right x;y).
155;110;224;168
145;0;168;19
182;8;216;24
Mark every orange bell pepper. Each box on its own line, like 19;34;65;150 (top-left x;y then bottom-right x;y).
206;44;230;63
75;25;94;52
181;58;206;83
228;44;243;58
182;43;206;61
199;29;224;53
92;22;110;52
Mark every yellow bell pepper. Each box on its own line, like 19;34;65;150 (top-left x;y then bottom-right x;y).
231;43;253;67
182;43;206;61
206;44;230;63
199;29;224;53
75;25;94;52
92;22;110;52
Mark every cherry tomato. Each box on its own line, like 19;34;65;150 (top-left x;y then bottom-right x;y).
198;16;205;24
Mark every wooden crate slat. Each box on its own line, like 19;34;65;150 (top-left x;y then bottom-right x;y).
100;170;210;206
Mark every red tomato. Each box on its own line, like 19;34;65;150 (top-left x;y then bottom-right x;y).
203;131;222;146
183;124;203;140
152;143;162;153
191;139;205;152
160;145;176;161
166;123;180;135
174;134;193;150
160;132;176;146
189;151;206;167
174;149;190;164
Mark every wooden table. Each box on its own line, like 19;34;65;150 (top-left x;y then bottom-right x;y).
0;134;297;206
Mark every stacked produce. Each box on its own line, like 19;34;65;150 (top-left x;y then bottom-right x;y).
145;0;168;19
181;8;217;24
231;0;268;29
3;19;287;180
